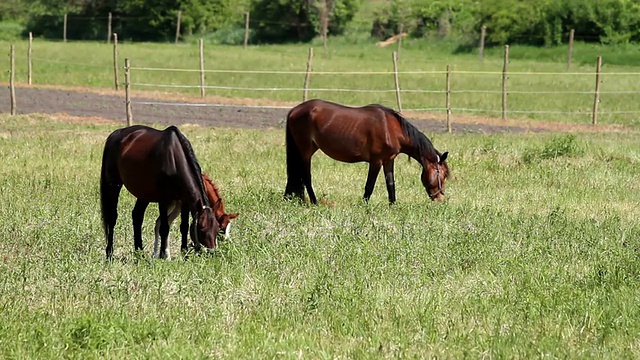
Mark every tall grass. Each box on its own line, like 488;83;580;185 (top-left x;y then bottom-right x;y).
1;114;640;357
2;39;640;127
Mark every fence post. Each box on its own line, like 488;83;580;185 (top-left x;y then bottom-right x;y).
303;47;314;102
501;44;509;121
446;64;452;133
107;12;112;43
175;11;182;44
392;51;402;112
567;29;575;70
63;13;68;42
243;12;250;49
478;25;486;63
28;32;33;85
199;38;206;98
113;33;119;91
10;45;16;115
125;58;132;126
592;55;602;125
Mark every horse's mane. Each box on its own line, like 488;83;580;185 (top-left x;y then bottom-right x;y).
169;126;210;208
202;173;224;209
375;105;440;162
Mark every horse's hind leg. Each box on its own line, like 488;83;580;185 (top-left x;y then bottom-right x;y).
363;162;382;202
132;200;149;253
301;159;318;204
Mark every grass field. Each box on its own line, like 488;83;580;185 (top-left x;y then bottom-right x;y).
2;38;640;127
1;113;640;358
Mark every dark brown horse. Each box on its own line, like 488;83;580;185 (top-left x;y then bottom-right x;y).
153;173;239;258
284;99;449;204
100;125;220;260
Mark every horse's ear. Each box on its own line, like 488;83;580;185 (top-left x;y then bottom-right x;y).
439;152;448;164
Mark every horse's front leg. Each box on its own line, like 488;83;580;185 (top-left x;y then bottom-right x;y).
157;202;171;259
132;200;149;253
180;204;190;254
363;162;382;202
383;160;396;204
153;201;179;258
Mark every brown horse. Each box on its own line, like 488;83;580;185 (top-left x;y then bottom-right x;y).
153;173;239;258
284;99;449;204
100;125;220;260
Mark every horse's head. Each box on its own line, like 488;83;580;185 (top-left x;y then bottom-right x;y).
421;152;449;201
190;199;220;252
202;173;239;237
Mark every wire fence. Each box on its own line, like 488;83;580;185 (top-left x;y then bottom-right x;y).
7;38;640;129
120;50;640;129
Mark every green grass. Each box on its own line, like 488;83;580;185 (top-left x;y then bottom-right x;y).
2;38;640;127
1;114;640;357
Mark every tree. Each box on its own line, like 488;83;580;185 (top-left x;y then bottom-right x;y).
250;0;360;43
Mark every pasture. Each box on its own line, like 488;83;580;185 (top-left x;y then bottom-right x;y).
1;113;640;358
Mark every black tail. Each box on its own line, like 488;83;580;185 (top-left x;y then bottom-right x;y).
284;121;305;200
100;129;122;250
99;140;111;239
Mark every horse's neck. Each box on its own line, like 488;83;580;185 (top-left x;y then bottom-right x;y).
400;141;423;163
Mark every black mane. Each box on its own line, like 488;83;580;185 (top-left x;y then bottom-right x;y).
375;105;440;162
168;126;210;208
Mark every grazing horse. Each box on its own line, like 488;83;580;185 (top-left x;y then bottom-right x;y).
152;173;239;258
284;99;449;204
100;125;220;260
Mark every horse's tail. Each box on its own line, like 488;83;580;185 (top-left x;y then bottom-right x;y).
284;109;305;199
100;130;120;241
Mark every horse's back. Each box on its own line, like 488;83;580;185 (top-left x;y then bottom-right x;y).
286;99;404;163
107;125;186;202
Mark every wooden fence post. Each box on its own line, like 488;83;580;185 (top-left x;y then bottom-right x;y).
28;32;33;85
107;12;112;43
63;13;68;42
125;58;132;126
392;51;402;112
592;56;602;125
501;44;509;121
446;64;452;133
567;29;575;70
478;25;486;63
303;47;314;101
10;45;16;115
243;12;250;49
199;38;206;98
113;33;119;91
175;11;182;44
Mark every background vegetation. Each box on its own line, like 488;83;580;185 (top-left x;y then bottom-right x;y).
1;114;639;357
1;0;640;46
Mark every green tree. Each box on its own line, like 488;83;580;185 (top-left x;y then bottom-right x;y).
250;0;360;43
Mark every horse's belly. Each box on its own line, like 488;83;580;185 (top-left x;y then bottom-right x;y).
118;159;163;202
312;132;367;162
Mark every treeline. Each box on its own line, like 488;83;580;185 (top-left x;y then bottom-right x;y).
1;0;640;45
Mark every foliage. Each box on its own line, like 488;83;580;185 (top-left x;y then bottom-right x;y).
249;0;361;43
